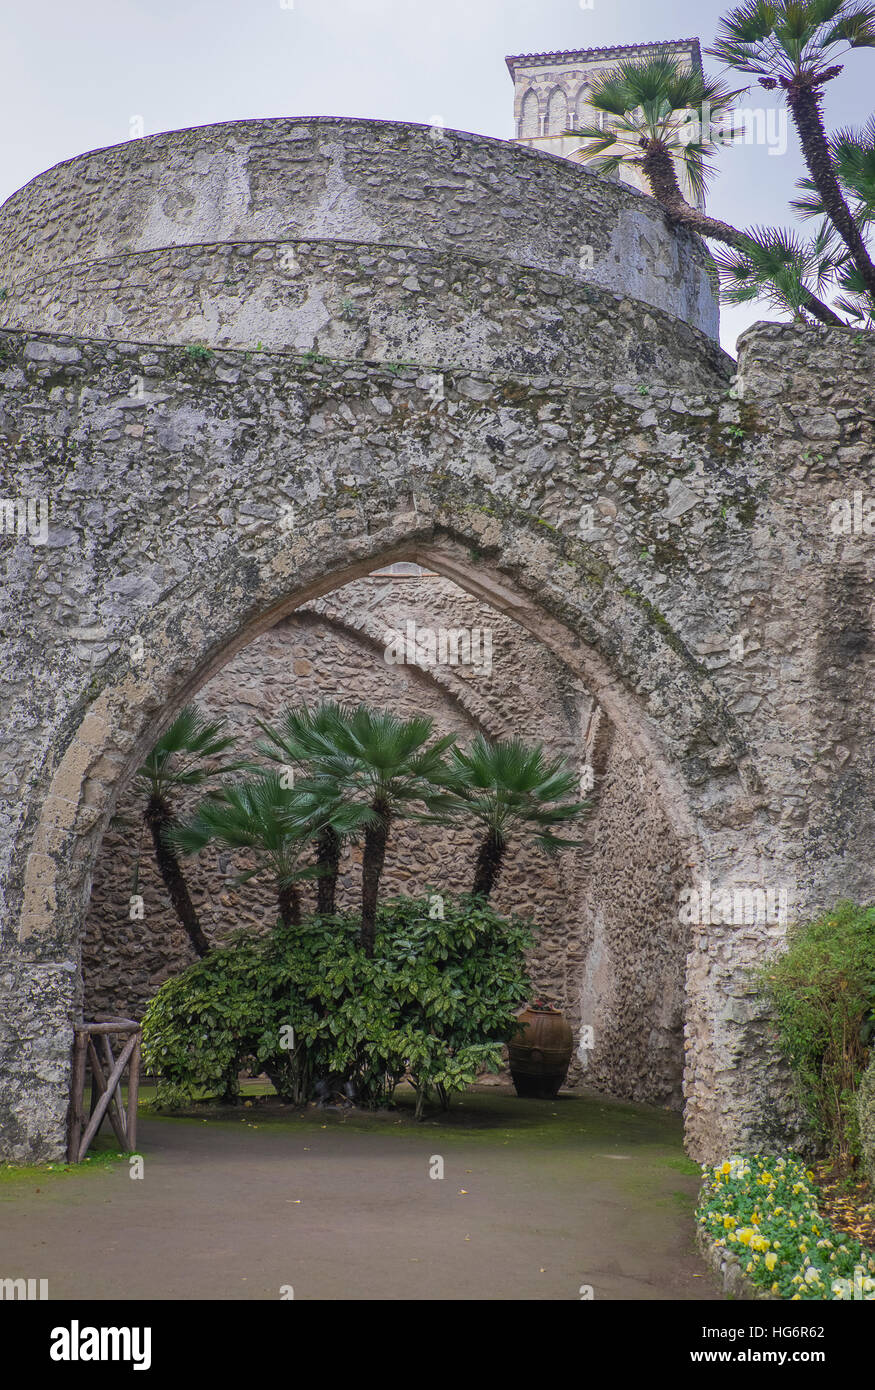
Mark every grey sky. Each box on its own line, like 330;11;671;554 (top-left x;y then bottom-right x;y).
1;0;872;352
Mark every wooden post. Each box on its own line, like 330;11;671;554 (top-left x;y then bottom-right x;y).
127;1034;141;1153
67;1030;88;1162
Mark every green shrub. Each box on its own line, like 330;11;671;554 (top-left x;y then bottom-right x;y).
756;901;875;1165
142;894;533;1115
140;938;270;1106
698;1153;875;1299
858;1054;875;1186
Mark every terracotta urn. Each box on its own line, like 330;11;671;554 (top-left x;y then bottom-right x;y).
508;1002;574;1098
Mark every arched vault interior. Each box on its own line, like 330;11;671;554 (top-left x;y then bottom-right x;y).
84;560;692;1109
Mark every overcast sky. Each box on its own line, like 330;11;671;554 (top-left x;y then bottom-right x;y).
1;0;872;352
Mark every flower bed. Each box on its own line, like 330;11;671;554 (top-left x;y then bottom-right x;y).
698;1154;875;1300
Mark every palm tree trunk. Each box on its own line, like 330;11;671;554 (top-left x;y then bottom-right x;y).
360;802;390;958
278;881;302;928
315;824;341;916
472;829;506;899
787;84;875;305
640;140;846;327
144;794;211;957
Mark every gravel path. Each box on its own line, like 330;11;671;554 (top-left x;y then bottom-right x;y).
0;1088;720;1301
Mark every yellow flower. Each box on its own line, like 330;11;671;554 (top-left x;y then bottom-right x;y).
765;1253;778;1272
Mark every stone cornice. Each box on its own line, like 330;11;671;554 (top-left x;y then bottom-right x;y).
506;38;702;79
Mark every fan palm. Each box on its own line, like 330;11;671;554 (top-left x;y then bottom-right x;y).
790;116;875;320
574;53;845;325
263;704;456;956
709;0;875;303
572;55;745;219
337;706;457;956
256;702;375;916
167;774;321;928
442;735;589;900
131;704;240;957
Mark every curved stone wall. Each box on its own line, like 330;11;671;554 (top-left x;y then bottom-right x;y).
0;239;728;387
0;118;720;339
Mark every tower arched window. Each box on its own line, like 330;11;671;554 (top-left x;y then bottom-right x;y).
547;88;568;136
520;88;540;139
576;84;593;127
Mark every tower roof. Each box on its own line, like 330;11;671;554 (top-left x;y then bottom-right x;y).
506;38;702;79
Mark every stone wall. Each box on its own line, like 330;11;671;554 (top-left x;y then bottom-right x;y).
0;118;720;338
0;239;728;388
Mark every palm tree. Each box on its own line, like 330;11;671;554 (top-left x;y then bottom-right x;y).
442;735;589;899
263;704;456;956
573;53;845;325
335;707;457;956
790;116;875;321
131;704;240;957
709;0;875;305
256;702;375;916
167;774;320;927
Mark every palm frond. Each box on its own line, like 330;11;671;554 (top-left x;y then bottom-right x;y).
133;703;241;798
712;223;851;319
821;5;875;48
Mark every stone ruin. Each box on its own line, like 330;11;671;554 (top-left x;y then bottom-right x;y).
1;116;873;1164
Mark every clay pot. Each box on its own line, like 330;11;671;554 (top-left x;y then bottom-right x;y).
508;1006;573;1098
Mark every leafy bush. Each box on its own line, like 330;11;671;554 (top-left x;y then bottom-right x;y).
140;938;270;1106
756;901;875;1165
142;894;533;1116
858;1054;875;1186
698;1153;875;1300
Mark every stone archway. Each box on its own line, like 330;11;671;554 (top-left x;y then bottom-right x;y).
79;556;689;1113
2;492;776;1165
4;116;866;1168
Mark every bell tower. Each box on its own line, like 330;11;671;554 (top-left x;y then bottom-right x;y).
506;38;705;205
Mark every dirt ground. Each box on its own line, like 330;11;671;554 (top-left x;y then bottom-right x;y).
0;1087;721;1301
